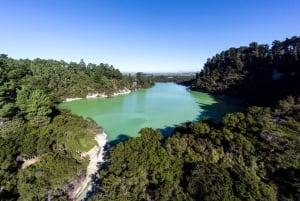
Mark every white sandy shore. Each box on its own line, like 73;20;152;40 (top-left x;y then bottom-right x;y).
64;88;131;102
64;98;83;102
68;131;108;201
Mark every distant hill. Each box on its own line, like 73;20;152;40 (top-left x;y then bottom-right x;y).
153;73;195;84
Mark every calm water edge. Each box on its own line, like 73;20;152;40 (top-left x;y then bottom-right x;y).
60;83;244;143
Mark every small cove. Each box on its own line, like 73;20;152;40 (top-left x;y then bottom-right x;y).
60;83;244;143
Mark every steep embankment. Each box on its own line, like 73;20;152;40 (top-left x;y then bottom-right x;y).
65;88;131;102
68;131;107;200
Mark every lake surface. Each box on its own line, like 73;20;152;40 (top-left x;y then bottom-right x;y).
60;83;244;143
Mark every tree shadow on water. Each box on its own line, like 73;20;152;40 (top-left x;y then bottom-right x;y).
157;96;245;138
158;125;178;138
108;134;130;146
196;95;246;122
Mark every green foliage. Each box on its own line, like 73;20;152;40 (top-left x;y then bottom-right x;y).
94;96;300;201
190;121;210;135
16;87;54;127
93;128;183;201
135;72;154;88
191;36;300;105
0;109;99;199
16;152;86;201
0;56;151;119
1;35;300;200
153;74;195;84
0;55;135;199
185;163;236;201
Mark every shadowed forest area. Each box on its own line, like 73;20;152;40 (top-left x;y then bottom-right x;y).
191;36;300;105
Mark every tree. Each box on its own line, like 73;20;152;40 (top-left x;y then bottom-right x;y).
79;59;86;68
16;87;53;127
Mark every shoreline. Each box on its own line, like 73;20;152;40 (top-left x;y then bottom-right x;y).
64;88;131;102
64;97;83;102
68;131;108;200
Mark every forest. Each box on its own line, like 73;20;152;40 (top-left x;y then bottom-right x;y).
92;97;300;201
1;36;300;201
153;74;195;84
191;36;300;105
91;36;300;201
0;55;153;200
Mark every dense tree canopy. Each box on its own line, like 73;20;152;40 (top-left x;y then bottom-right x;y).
0;55;153;200
1;35;300;200
93;96;300;201
91;36;300;201
153;74;195;84
191;36;300;105
0;56;153;122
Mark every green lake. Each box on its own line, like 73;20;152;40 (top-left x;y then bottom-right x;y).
60;83;244;143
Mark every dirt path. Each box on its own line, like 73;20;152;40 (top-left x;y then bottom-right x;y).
21;156;41;169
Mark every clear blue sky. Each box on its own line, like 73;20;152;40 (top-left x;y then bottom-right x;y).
1;0;299;72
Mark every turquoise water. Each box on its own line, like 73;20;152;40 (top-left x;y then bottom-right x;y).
60;83;243;142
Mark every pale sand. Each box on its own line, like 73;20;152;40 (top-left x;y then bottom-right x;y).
64;98;82;102
21;156;41;169
64;88;131;102
86;88;131;99
69;131;107;201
